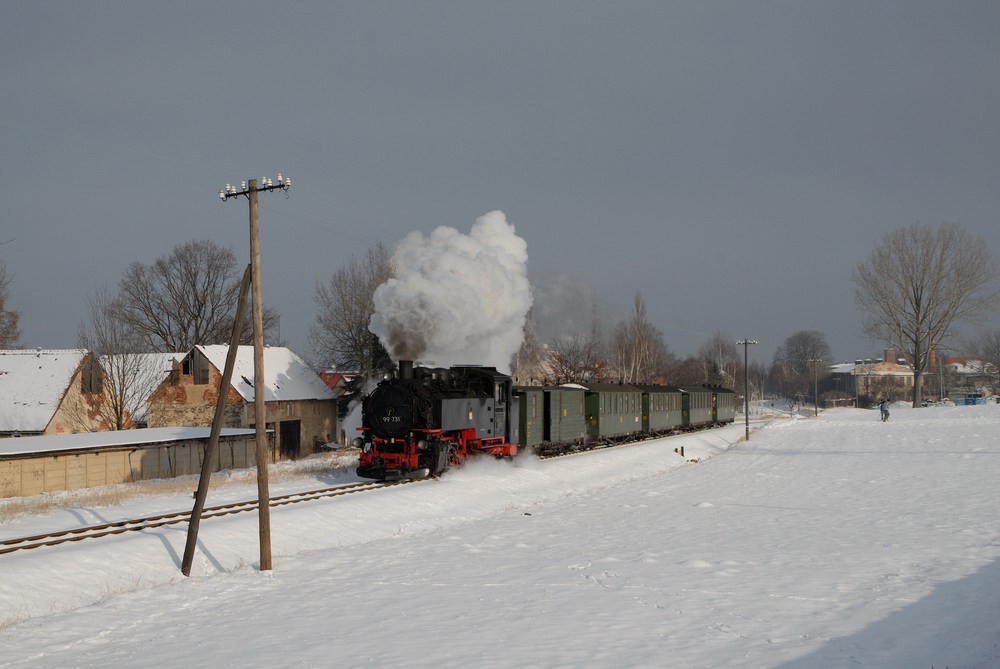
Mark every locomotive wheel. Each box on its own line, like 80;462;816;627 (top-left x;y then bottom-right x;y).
430;443;451;475
417;442;452;476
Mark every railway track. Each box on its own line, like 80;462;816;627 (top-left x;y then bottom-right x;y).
534;431;696;461
0;479;417;556
2;430;718;556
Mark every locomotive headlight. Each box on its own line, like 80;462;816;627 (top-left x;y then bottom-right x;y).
351;437;365;450
417;439;428;450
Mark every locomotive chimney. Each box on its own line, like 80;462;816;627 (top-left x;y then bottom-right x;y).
399;360;414;380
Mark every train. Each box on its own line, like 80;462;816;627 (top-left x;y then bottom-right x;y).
353;360;736;481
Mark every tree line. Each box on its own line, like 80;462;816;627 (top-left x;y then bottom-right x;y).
304;222;1000;409
305;241;836;409
1;221;997;427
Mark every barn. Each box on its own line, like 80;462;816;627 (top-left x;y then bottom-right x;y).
0;427;258;498
0;348;118;436
147;346;338;460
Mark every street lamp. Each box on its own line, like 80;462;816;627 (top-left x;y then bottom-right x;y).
737;339;757;440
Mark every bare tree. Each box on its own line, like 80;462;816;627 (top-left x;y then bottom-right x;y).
78;286;175;429
747;359;767;409
769;330;832;404
0;260;21;348
608;293;670;384
766;360;801;406
645;343;679;385
970;329;1000;393
696;331;740;387
115;240;280;353
510;310;547;385
668;355;706;386
309;241;394;377
550;334;599;383
774;330;832;375
544;311;607;384
853;222;1000;406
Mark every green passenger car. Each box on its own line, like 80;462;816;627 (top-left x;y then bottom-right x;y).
515;386;588;455
678;386;715;429
635;385;685;435
579;382;644;445
711;386;736;425
515;387;546;451
544;387;587;447
678;385;737;429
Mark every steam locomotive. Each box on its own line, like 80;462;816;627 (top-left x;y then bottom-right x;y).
354;361;518;480
354;361;735;481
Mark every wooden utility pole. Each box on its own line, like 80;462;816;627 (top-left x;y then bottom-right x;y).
737;339;757;441
218;175;290;572
182;265;251;576
247;180;272;571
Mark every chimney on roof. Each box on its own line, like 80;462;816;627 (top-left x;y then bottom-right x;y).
884;348;897;365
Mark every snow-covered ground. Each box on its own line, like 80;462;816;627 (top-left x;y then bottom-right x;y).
3;403;1000;668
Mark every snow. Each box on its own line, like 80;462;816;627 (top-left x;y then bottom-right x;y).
0;349;89;432
3;404;1000;668
0;427;257;457
195;345;335;402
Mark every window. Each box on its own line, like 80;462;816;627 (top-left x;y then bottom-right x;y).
81;356;103;394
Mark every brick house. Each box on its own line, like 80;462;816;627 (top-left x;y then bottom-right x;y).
0;349;117;436
147;345;337;459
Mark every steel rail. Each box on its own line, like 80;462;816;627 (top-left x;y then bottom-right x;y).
0;479;416;556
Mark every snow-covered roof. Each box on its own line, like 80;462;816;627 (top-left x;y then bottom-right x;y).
100;352;179;384
0;426;257;457
195;345;336;403
946;357;995;375
100;352;181;423
830;360;912;375
0;349;89;433
829;362;859;374
832;357;995;377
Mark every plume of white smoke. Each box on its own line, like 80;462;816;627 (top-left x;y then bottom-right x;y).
369;210;532;372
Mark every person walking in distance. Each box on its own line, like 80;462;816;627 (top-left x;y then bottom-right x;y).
879;398;889;422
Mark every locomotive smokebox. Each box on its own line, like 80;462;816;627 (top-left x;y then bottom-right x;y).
399;360;414;380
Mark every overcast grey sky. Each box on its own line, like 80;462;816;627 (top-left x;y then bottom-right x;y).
2;1;998;365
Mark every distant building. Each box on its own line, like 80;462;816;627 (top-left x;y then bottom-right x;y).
934;355;996;400
147;345;337;459
827;348;913;402
0;349;116;436
829;348;995;402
